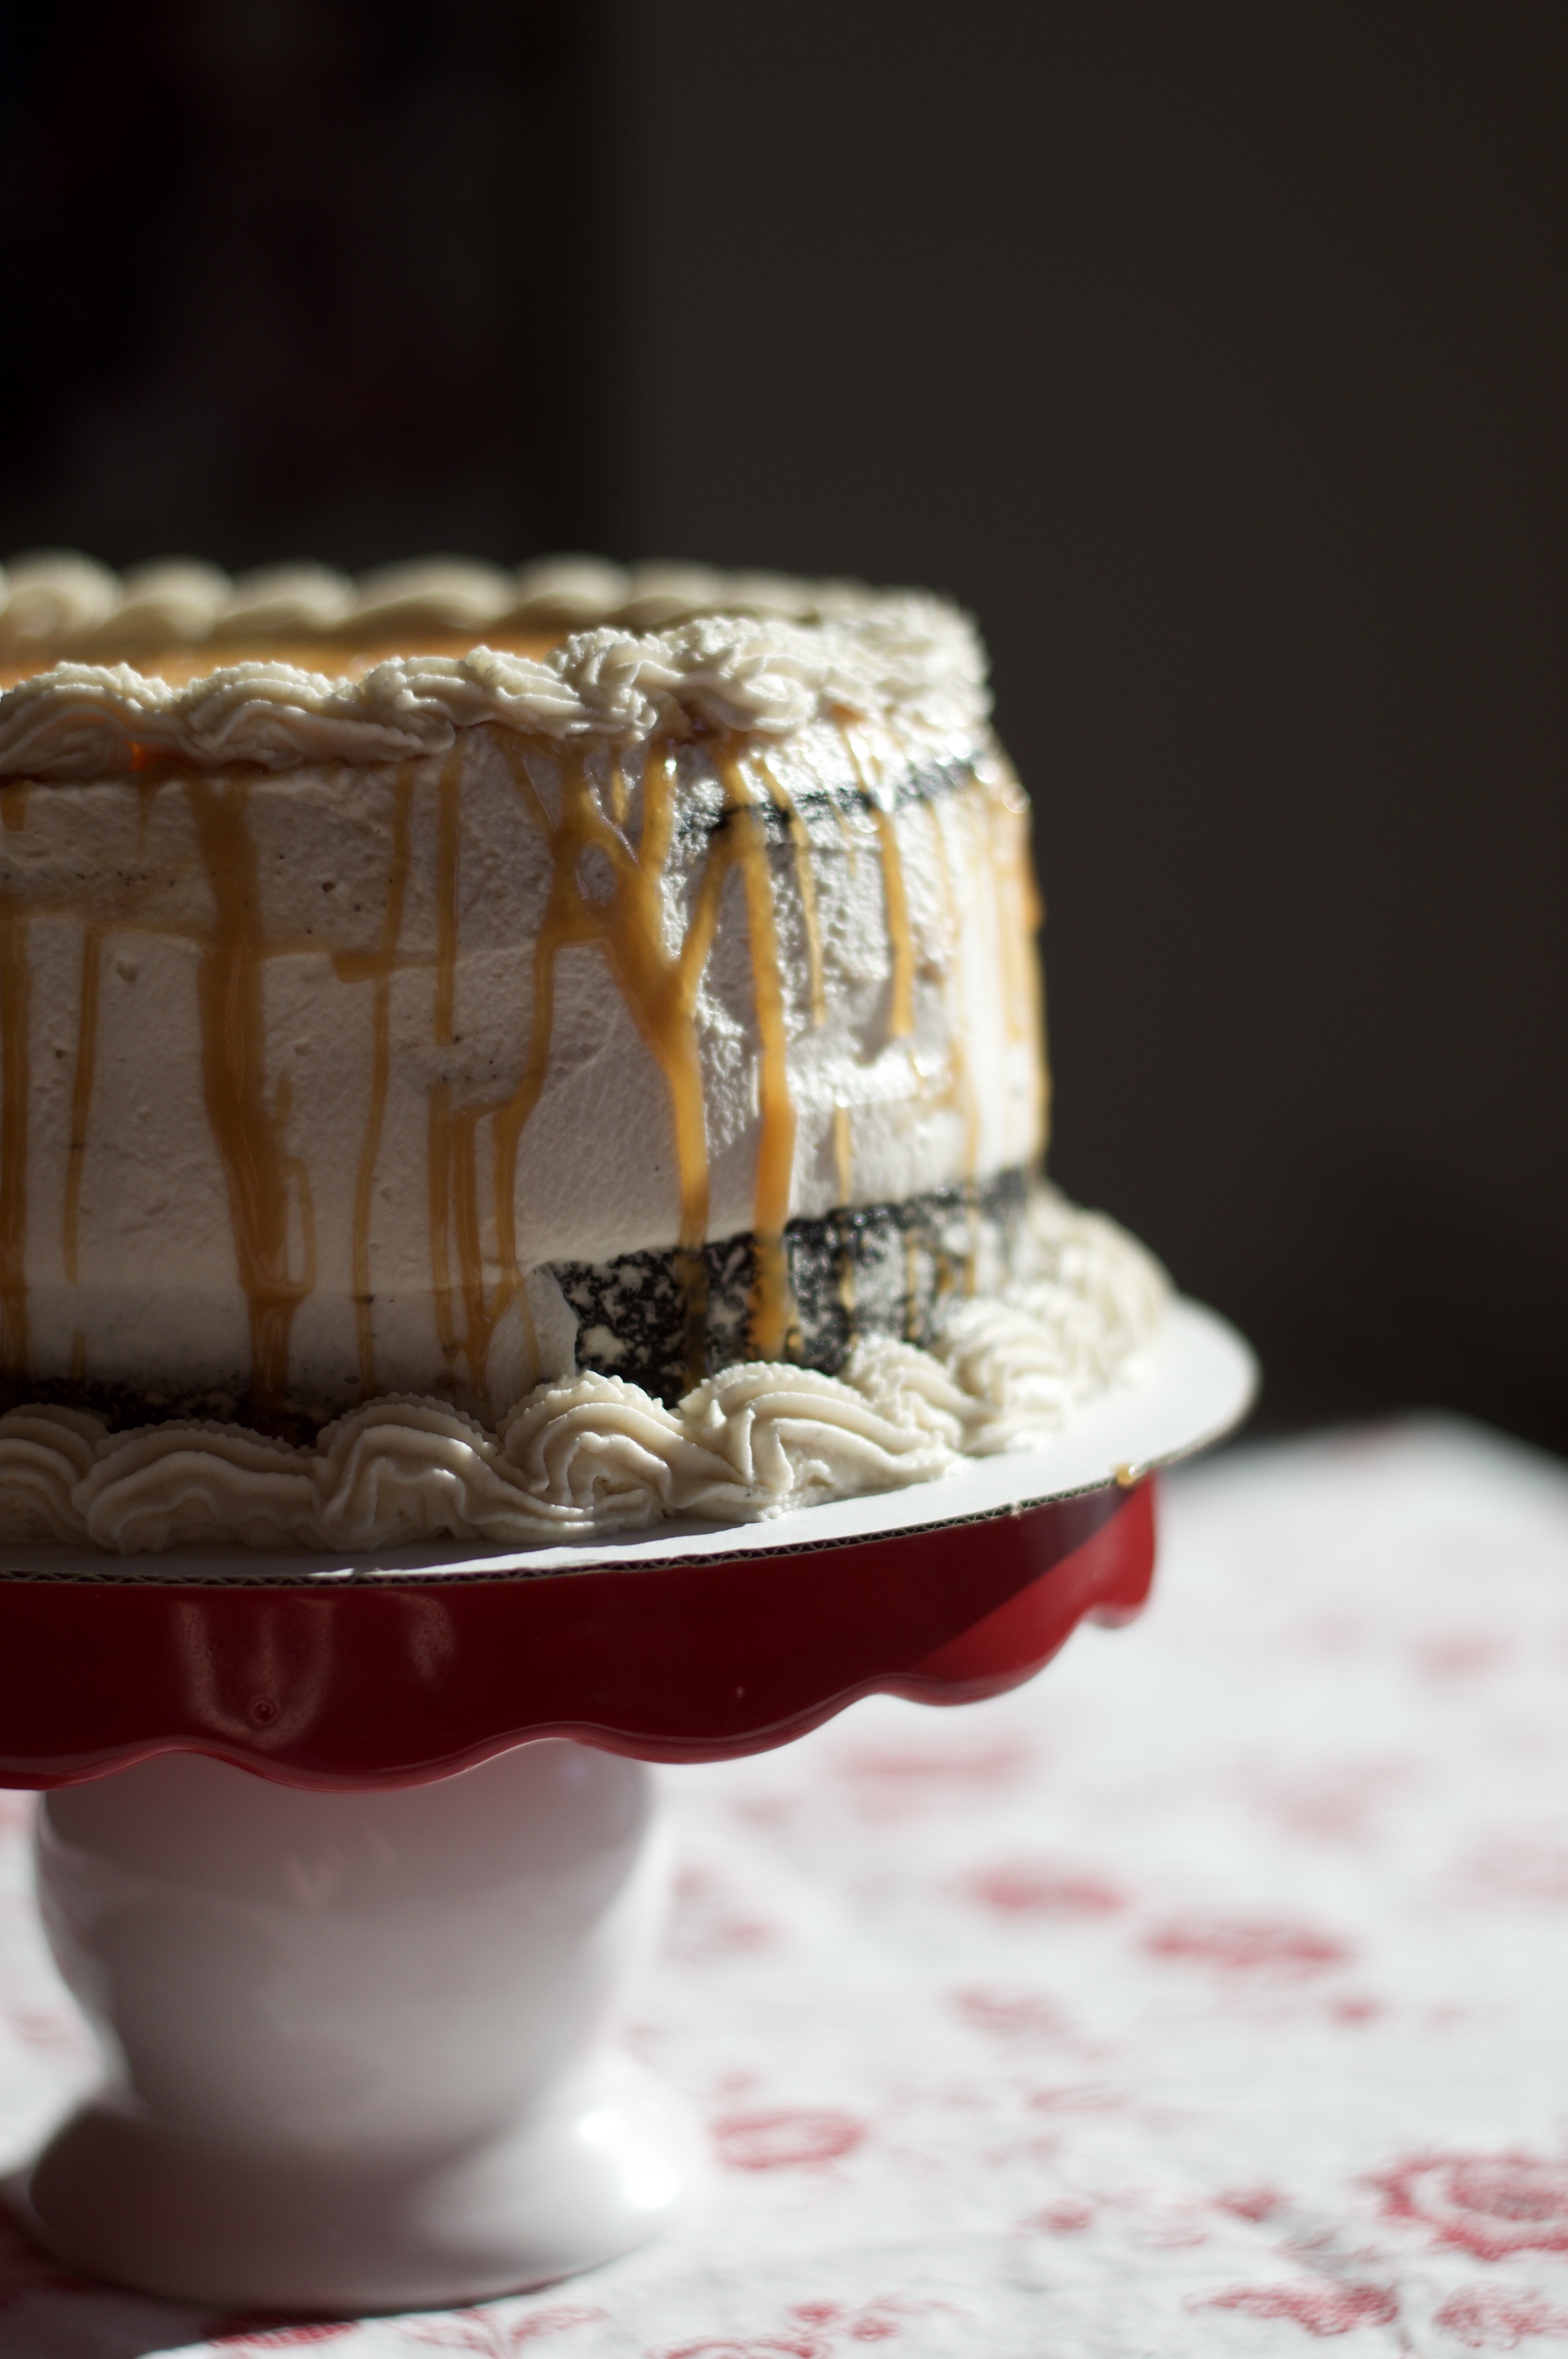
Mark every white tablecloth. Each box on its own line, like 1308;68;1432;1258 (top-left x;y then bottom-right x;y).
2;1417;1566;2357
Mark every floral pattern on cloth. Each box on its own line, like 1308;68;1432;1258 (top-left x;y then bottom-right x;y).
1;1417;1566;2356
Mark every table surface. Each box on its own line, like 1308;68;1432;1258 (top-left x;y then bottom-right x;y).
2;1416;1566;2357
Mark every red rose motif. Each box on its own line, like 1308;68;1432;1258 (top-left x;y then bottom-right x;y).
403;2306;605;2354
966;1862;1126;1918
1032;2197;1094;2234
1373;2150;1568;2261
212;2332;356;2353
1435;2288;1568;2350
840;1736;1029;1788
1144;1914;1352;1977
712;2108;864;2172
952;1985;1072;2040
1214;2183;1286;2223
662;2341;824;2359
1196;2281;1399;2337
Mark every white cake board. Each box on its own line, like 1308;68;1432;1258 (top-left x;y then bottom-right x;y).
0;1299;1257;1587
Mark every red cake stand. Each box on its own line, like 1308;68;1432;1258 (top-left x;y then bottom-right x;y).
0;1299;1253;2318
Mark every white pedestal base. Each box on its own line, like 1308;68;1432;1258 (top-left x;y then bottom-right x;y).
17;1743;696;2314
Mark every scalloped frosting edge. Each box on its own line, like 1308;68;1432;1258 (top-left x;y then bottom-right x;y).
0;1196;1167;1558
0;562;990;779
0;554;886;657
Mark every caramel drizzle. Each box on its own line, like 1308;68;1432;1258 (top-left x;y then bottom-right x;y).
434;747;462;1048
334;762;416;1394
762;757;844;1320
185;776;317;1417
3;766;340;1413
63;927;102;1286
928;805;982;1186
427;1070;459;1372
927;805;983;1292
424;749;470;1376
427;740;729;1399
0;718;1031;1416
872;804;916;1041
423;732;812;1400
713;747;798;1361
982;762;1049;1153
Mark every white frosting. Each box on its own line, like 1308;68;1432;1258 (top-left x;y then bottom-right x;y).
4;720;1043;1419
937;1202;1173;1452
0;1190;1166;1556
0;565;987;779
0;554;877;660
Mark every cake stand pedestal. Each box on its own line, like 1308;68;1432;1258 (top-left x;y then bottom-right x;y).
0;1299;1253;2317
20;1741;683;2314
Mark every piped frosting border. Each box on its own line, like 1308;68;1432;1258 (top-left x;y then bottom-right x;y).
0;557;988;778
0;554;880;653
0;1193;1167;1559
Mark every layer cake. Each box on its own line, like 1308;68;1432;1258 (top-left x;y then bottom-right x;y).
0;557;1164;1550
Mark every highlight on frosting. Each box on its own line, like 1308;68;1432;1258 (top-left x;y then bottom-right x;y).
0;1192;1167;1555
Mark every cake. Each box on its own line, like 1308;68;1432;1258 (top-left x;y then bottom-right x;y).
0;554;1166;1552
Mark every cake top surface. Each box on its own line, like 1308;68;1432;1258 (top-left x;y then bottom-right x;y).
0;555;990;777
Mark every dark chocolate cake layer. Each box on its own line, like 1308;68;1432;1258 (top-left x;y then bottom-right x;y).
557;1168;1032;1407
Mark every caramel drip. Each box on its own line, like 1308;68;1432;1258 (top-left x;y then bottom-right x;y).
434;747;463;1047
422;728;815;1398
1;786;28;834
928;805;982;1291
334;763;416;1394
608;751;630;829
185;776;316;1416
427;1073;458;1369
274;1069;318;1357
714;746;799;1361
839;723;915;1039
424;754;552;1394
637;758;733;1379
986;776;1034;1041
982;765;1048;1153
533;743;729;1382
425;748;508;1387
0;904;30;1376
757;759;826;1027
870;807;916;1040
63;927;102;1285
426;739;732;1401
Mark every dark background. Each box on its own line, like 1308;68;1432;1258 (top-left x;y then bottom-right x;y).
2;1;1563;1449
